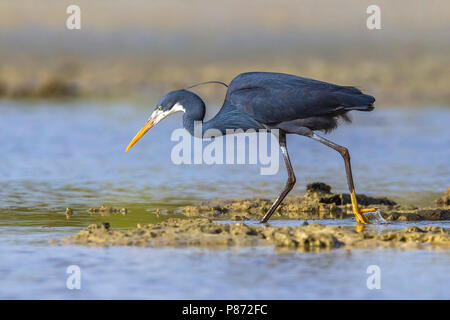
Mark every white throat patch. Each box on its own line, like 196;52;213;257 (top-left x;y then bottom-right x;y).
147;103;186;126
172;103;186;113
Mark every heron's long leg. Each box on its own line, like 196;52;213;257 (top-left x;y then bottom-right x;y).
261;132;296;223
309;133;373;224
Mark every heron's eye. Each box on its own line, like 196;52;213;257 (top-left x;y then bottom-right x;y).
157;106;162;111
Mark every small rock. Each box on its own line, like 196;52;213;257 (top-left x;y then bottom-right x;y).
436;187;450;208
306;182;331;194
65;208;73;219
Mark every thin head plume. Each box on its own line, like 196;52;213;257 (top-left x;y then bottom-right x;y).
185;81;228;90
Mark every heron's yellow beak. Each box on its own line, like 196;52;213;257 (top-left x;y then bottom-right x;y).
126;105;185;151
125;117;156;151
126;107;177;151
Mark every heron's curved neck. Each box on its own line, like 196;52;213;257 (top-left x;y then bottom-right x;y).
183;107;224;137
183;115;198;136
182;104;206;136
184;101;254;137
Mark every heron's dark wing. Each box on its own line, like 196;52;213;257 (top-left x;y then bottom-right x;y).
226;72;375;124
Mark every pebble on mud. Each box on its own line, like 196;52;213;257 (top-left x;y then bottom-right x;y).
436;187;450;209
65;208;73;219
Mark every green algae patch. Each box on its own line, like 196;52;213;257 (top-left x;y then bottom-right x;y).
88;205;128;215
61;218;450;251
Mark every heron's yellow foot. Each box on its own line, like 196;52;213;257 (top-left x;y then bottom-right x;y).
350;190;376;224
355;224;366;233
360;208;379;213
355;207;379;224
353;208;370;224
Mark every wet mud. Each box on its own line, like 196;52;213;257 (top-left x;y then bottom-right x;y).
62;218;450;251
60;183;450;252
181;183;450;222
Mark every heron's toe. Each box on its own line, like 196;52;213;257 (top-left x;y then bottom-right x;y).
357;208;380;224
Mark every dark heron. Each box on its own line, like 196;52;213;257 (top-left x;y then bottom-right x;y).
126;72;378;224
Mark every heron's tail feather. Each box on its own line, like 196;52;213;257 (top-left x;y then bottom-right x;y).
335;90;375;112
343;104;375;112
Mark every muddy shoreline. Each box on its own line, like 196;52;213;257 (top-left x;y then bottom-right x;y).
62;218;450;252
180;183;450;222
61;183;450;252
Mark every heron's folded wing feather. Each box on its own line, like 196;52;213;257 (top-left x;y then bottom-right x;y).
227;74;374;124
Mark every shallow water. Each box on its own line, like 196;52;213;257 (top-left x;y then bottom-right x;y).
1;243;449;299
0;101;449;299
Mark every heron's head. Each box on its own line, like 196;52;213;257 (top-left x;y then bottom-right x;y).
125;89;205;151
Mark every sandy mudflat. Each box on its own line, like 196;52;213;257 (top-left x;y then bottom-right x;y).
61;183;450;252
180;182;450;222
62;218;450;251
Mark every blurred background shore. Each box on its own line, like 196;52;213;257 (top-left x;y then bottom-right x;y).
1;0;449;300
0;0;449;106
